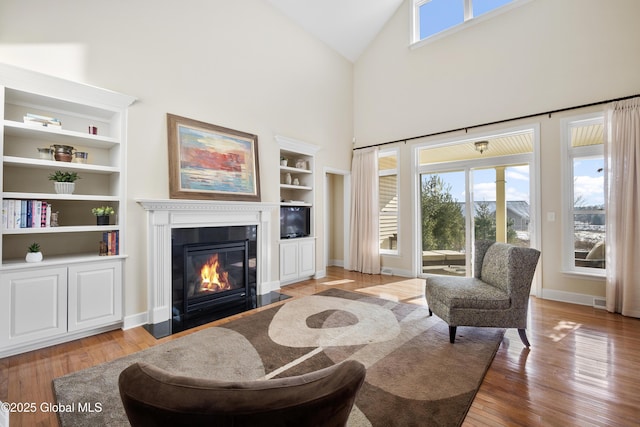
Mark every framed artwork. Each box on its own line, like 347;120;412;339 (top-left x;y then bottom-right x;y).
167;114;261;201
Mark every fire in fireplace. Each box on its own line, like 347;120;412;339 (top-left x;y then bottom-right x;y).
198;253;231;292
183;241;249;315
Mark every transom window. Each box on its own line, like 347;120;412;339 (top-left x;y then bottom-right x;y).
412;0;524;44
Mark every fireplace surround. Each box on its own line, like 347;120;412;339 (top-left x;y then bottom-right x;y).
137;199;278;334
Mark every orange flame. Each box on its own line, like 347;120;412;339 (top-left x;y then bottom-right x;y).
200;253;231;292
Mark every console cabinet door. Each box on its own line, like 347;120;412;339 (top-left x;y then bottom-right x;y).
68;260;122;332
298;239;315;278
0;267;67;348
279;241;299;282
280;238;315;284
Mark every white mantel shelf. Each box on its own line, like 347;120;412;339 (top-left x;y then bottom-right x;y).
136;199;278;325
137;199;278;212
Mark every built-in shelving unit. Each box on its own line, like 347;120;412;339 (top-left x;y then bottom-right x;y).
279;159;314;205
276;135;320;285
0;63;135;357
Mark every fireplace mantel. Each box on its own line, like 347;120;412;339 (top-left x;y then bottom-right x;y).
137;199;277;324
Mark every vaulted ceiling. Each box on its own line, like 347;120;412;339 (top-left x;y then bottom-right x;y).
266;0;404;62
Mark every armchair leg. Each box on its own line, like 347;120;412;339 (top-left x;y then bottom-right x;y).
428;309;433;316
449;326;457;343
518;329;531;347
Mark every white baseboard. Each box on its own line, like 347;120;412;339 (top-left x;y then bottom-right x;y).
314;269;327;280
123;311;148;330
328;259;344;267
541;289;606;308
0;323;121;358
380;267;414;278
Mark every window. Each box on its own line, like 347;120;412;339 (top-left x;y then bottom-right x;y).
379;149;399;254
412;0;521;43
562;114;605;274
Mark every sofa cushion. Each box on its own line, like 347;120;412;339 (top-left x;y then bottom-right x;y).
480;243;511;293
424;276;510;310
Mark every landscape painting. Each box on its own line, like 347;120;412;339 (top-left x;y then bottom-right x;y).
167;114;260;201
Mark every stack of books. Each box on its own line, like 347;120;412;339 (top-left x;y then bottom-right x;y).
2;199;53;229
23;113;62;128
102;230;119;256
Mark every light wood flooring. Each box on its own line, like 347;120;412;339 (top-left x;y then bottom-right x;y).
1;266;639;426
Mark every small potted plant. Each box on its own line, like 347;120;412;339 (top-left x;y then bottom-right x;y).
26;242;43;263
48;170;80;194
280;156;288;167
91;206;115;225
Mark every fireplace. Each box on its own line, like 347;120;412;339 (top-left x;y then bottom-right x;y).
137;199;279;337
171;225;257;331
183;241;249;314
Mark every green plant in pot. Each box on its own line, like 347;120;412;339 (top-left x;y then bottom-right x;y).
48;170;80;194
26;242;43;263
92;206;115;226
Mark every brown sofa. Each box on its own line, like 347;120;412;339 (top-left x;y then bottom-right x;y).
118;360;366;427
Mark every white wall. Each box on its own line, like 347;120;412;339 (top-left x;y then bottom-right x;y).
0;0;354;320
354;0;640;299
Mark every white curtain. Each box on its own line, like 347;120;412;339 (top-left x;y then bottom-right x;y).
347;148;381;274
604;97;640;317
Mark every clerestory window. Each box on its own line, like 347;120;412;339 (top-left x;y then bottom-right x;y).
411;0;525;44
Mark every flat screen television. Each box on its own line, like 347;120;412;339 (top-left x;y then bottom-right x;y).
280;206;311;239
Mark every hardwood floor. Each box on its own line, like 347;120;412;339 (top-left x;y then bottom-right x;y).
1;266;639;426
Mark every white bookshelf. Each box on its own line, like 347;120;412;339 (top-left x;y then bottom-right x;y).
0;63;134;357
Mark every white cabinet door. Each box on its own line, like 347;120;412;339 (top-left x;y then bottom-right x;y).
280;238;316;284
279;241;299;282
0;267;67;348
298;239;315;278
68;260;122;332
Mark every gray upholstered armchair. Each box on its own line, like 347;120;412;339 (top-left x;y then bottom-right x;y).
424;241;540;346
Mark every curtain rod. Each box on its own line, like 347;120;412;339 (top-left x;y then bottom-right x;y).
353;93;640;151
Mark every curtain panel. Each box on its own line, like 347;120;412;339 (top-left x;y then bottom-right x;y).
347;148;381;274
605;97;640;317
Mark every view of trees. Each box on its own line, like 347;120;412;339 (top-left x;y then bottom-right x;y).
474;201;518;243
421;175;519;251
421;175;465;251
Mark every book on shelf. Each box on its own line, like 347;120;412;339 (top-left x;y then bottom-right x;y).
1;199;54;229
102;230;119;256
1;200;8;230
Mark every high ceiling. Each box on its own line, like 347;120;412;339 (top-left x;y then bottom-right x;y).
266;0;404;62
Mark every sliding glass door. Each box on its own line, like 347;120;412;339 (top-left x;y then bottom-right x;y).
417;129;535;277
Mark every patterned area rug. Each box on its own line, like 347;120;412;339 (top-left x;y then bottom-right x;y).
52;289;504;426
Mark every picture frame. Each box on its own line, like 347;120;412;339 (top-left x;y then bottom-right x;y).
167;114;261;201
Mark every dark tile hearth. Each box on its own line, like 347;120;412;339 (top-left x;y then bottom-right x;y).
143;291;291;339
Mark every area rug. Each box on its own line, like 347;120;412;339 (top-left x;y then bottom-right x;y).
52;288;504;426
